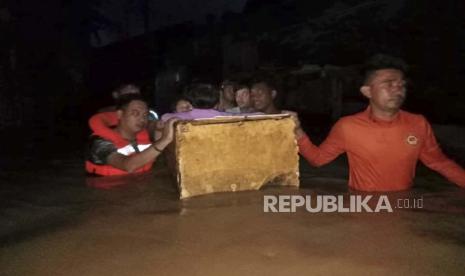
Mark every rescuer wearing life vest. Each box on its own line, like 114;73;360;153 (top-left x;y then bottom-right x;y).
89;83;160;142
86;94;178;176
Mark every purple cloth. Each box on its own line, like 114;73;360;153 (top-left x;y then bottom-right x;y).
161;108;230;121
161;108;265;121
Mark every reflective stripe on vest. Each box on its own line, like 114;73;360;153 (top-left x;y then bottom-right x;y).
117;143;152;156
86;116;153;176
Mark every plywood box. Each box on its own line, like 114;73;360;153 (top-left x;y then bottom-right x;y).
167;114;299;198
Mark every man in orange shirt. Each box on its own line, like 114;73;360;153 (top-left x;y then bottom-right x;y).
292;54;465;191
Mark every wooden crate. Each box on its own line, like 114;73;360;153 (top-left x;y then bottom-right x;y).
167;114;299;198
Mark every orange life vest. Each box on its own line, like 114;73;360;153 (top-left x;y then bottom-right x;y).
86;113;153;176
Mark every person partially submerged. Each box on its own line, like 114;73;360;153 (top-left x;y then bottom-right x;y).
226;83;255;114
162;83;263;121
161;83;229;121
172;97;193;113
216;80;237;112
291;54;465;191
89;83;159;142
86;94;178;176
250;79;282;114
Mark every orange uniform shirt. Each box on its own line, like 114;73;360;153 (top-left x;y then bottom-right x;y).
298;107;465;191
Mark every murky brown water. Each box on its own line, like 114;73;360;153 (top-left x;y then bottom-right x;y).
1;155;465;275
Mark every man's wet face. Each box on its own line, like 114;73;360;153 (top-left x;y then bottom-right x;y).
251;83;273;112
364;69;406;113
121;100;148;133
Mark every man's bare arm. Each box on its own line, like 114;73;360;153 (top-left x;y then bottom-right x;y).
284;110;345;167
107;118;178;172
419;119;465;187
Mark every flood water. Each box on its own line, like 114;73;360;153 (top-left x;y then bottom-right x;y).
1;138;465;275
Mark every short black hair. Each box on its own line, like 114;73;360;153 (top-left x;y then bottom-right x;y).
251;75;278;92
115;94;147;110
221;79;237;88
112;82;140;100
250;76;284;109
234;83;249;93
363;54;408;84
184;83;219;109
